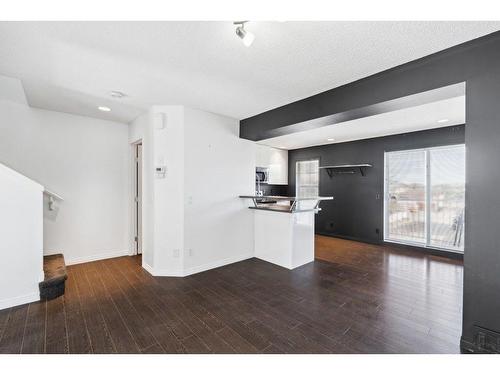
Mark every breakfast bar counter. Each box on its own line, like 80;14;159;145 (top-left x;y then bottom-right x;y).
239;195;333;269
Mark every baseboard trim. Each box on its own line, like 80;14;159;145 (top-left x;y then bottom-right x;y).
64;250;131;266
0;291;39;310
149;268;184;277
141;260;184;277
142;262;156;276
143;252;253;277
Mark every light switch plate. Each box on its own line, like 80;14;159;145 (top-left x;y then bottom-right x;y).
155;166;166;178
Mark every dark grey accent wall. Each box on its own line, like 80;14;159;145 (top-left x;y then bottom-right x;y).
240;31;500;352
288;125;465;244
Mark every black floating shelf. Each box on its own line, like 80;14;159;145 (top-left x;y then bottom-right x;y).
319;164;373;177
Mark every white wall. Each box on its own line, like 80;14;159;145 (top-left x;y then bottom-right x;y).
0;75;28;105
183;107;255;274
0;162;43;309
129;113;144;144
0;75;255;283
151;106;186;275
137;105;255;276
0;77;131;265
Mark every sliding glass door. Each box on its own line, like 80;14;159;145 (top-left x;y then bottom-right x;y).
428;146;466;250
384;145;465;252
385;149;427;245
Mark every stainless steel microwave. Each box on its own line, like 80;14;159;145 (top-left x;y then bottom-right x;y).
255;167;269;183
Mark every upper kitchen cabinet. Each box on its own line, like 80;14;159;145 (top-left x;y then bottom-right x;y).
256;144;288;185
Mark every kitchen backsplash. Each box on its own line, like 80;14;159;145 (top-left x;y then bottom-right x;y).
255;183;289;196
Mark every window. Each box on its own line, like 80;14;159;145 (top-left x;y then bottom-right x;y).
296;159;319;198
384;145;465;252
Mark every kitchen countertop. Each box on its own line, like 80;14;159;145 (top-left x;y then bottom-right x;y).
239;195;333;201
239;195;333;213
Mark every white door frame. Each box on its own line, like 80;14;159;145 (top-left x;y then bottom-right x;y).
132;140;143;255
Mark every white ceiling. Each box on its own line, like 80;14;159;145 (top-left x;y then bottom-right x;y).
258;96;465;150
0;22;498;123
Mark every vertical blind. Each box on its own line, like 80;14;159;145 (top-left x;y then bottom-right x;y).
385;145;465;252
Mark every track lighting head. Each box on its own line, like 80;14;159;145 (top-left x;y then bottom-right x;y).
234;21;254;47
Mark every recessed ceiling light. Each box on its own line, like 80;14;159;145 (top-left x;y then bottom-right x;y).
278;146;286;149
234;21;255;47
98;106;111;112
109;91;125;98
437;119;449;123
327;138;335;141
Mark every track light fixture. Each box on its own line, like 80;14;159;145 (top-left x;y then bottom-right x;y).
234;21;255;47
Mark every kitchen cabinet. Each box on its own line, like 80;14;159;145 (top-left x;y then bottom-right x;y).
256;144;288;185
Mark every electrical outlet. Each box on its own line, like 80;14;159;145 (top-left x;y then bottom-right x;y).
188;248;193;257
375;228;380;234
173;249;180;258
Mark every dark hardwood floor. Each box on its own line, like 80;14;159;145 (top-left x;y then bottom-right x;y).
0;235;463;354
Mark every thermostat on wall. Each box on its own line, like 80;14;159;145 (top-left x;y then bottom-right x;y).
155;166;166;178
155;113;167;129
